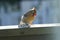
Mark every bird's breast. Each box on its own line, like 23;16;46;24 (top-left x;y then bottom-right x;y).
23;15;35;24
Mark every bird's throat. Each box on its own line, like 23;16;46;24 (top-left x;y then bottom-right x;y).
33;13;36;16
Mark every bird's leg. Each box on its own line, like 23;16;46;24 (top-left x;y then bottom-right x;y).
18;23;30;28
25;23;30;28
18;24;24;28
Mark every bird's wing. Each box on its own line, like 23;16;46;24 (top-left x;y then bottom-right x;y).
24;10;33;17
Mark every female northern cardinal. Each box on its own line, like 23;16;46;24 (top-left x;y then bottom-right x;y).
19;7;36;28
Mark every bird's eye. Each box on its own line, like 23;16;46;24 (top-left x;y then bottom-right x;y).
31;11;34;15
32;11;34;14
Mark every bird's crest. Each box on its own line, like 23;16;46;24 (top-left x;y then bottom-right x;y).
29;7;36;11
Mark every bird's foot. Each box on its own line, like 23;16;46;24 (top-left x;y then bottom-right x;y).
18;24;30;28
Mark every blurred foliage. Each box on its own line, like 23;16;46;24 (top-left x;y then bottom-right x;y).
8;0;20;5
0;0;21;5
0;0;21;13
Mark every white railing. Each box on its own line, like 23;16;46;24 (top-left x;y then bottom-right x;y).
0;23;60;30
0;23;59;36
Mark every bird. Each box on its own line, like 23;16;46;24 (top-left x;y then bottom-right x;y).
18;7;36;28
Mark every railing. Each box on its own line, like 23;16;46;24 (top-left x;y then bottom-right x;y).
0;23;60;30
0;23;59;37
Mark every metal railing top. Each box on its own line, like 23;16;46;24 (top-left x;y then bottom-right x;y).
0;23;60;30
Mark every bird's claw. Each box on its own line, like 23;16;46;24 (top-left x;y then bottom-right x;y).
18;24;30;28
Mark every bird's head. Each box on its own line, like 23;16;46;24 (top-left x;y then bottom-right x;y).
30;7;36;16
